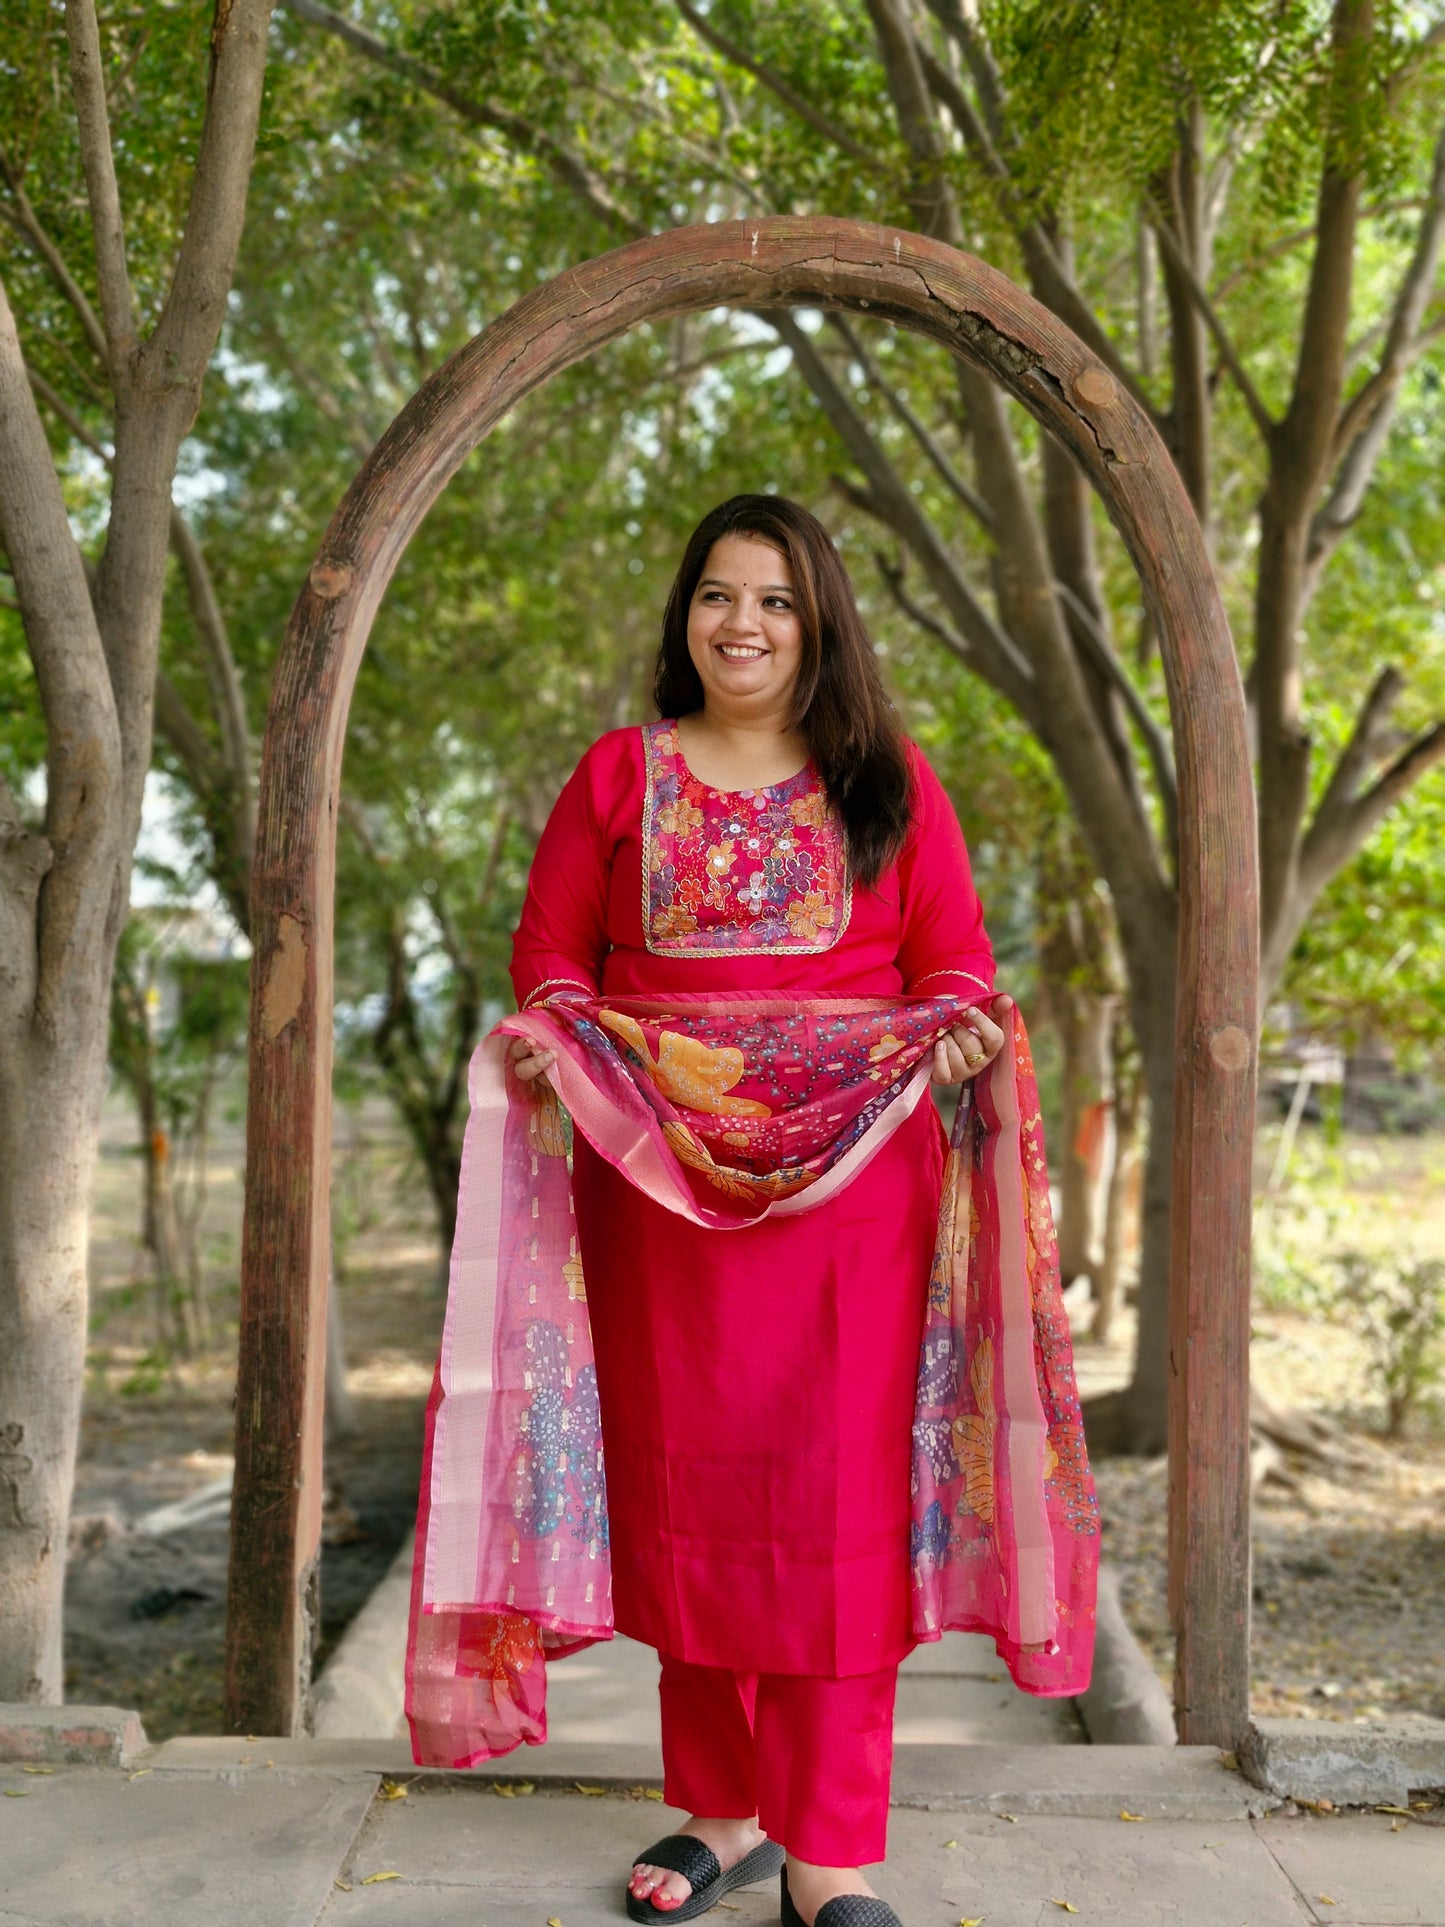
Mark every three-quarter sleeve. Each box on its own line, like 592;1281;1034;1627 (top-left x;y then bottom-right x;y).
510;745;612;1011
895;744;995;1000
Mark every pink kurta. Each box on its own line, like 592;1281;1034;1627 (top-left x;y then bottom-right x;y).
510;722;993;1678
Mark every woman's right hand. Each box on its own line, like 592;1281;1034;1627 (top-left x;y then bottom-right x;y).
508;1035;557;1088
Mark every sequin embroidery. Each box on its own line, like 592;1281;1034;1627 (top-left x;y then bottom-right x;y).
641;719;851;956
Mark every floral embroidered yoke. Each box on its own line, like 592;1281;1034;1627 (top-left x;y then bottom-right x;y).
643;720;850;955
405;994;1100;1769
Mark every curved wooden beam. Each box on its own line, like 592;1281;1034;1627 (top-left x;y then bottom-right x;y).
225;217;1257;1747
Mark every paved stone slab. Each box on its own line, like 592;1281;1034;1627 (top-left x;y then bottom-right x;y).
0;1764;375;1926
1244;1719;1445;1808
545;1635;662;1746
900;1633;1013;1679
895;1673;1086;1745
890;1743;1255;1818
1254;1812;1445;1924
319;1787;700;1923
0;1704;147;1768
315;1788;1310;1926
885;1807;1313;1927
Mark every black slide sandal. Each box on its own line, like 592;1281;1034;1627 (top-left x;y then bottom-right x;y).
626;1833;786;1921
780;1864;903;1927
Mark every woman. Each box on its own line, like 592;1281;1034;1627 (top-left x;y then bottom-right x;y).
513;494;1008;1925
406;495;1097;1927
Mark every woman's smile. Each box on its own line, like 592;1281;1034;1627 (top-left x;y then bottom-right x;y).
685;532;804;711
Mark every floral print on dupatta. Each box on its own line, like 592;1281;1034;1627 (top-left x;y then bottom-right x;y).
642;720;851;955
405;996;1100;1767
910;1024;1100;1695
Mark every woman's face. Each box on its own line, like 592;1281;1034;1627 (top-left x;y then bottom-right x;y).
685;534;805;716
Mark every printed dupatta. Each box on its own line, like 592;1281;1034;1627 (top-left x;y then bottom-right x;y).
406;994;1099;1769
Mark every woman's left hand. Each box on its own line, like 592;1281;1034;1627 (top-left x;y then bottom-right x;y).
930;994;1013;1086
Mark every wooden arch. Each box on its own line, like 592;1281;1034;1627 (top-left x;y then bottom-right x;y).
225;217;1258;1748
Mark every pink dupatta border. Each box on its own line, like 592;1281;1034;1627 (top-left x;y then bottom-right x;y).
406;1000;1098;1766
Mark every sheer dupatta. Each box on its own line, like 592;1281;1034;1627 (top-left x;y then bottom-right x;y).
406;996;1098;1768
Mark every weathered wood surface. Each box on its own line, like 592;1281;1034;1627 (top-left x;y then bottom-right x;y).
225;216;1258;1745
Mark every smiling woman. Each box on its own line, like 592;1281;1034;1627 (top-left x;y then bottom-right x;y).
415;493;1065;1927
656;497;915;895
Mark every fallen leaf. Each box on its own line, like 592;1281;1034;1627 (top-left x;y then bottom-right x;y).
1052;1902;1079;1914
960;1916;984;1926
943;1838;959;1849
1375;1805;1411;1816
494;1780;536;1798
333;1881;352;1893
20;1767;54;1776
1317;1897;1337;1907
1218;1751;1239;1772
547;1917;564;1926
1203;1841;1225;1850
575;1782;609;1796
1119;1809;1145;1822
378;1781;409;1801
3;1790;29;1798
127;1769;152;1781
643;1787;664;1800
997;1811;1019;1824
361;1871;400;1885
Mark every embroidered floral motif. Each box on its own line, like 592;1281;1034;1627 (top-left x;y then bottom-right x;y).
642;720;850;955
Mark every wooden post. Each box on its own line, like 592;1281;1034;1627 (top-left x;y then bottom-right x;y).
224;217;1257;1741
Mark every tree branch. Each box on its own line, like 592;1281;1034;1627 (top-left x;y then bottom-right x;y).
284;0;646;241
1053;578;1178;852
1152;215;1275;439
915;39;1155;416
873;547;987;682
0;158;111;368
27;368;256;930
25;366;111;465
671;0;885;173
768;309;1035;700
166;505;255;917
918;0;1010;149
825;313;994;530
1383;16;1445;104
1309;122;1445;577
63;0;139;380
0;271;123;1033
147;0;279;388
1288;668;1445;942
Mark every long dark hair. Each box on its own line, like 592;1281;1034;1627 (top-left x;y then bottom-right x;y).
653;495;912;887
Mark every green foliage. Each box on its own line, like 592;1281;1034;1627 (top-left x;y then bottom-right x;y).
1332;1249;1445;1436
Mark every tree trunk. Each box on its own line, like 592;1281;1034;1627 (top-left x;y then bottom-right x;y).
1093;1037;1142;1345
1083;959;1177;1453
0;1044;107;1701
1053;989;1116;1290
323;1256;358;1446
427;1137;461;1295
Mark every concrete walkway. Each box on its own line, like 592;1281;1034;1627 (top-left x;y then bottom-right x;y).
543;1633;1085;1751
4;1734;1442;1927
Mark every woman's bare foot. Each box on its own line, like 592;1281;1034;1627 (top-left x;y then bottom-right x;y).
629;1814;766;1911
784;1854;877;1925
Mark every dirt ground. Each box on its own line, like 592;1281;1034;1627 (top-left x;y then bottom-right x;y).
70;1083;1444;1738
69;1083;441;1739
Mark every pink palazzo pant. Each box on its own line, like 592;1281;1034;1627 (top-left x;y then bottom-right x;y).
573;1096;946;1868
658;1652;900;1867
